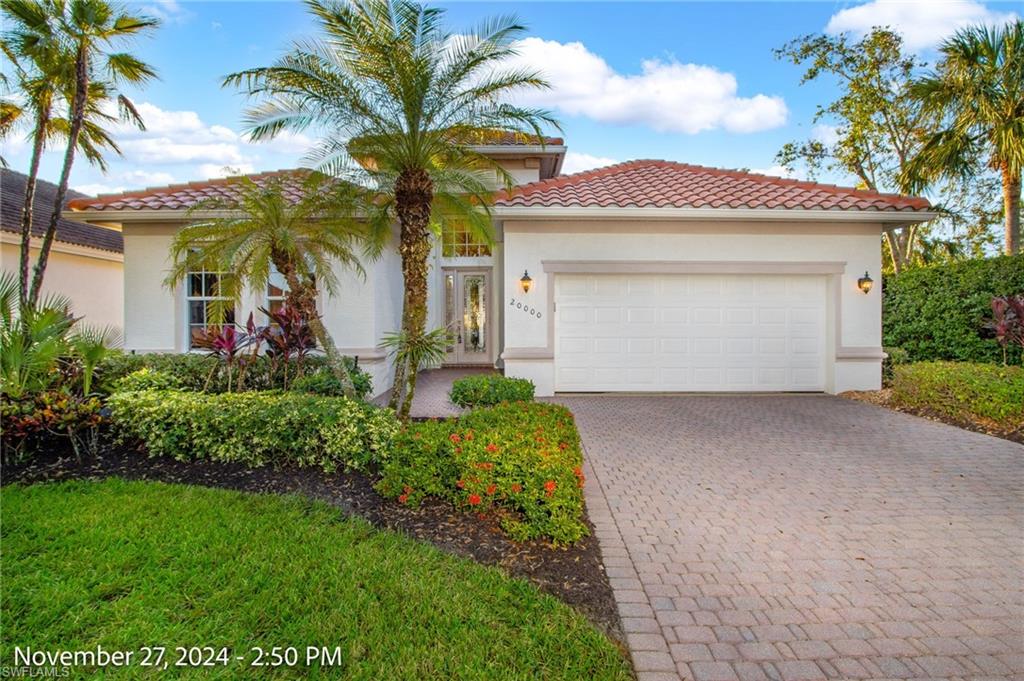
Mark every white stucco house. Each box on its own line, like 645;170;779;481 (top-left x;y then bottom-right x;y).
65;138;934;398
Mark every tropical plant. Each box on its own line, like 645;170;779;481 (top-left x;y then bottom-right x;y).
379;326;450;418
4;0;160;308
904;19;1024;255
259;303;316;387
190;323;258;392
68;323;119;394
0;271;75;399
165;173;377;398
986;295;1024;365
224;0;559;420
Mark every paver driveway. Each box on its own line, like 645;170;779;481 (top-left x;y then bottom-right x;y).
557;395;1023;681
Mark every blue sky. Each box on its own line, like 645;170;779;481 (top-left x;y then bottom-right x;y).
3;0;1019;196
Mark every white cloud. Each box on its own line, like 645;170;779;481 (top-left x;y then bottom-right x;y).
825;0;1019;51
505;38;787;134
560;151;618;175
73;183;127;196
119;169;177;186
812;123;841;146
197;163;257;179
143;0;192;25
748;164;804;180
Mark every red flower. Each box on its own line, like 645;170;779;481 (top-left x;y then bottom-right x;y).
510;483;522;494
485;443;499;453
573;466;583;478
473;462;494;471
449;433;461;444
468;494;482;506
464;430;474;441
486;484;497;495
398;494;409;504
456;479;465;489
403;485;413;494
559;442;569;451
544;480;557;496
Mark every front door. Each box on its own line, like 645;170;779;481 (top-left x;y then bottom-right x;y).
444;269;491;365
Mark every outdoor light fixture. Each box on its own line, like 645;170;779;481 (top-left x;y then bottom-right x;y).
520;270;533;294
857;271;874;294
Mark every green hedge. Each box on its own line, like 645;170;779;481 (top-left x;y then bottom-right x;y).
890;362;1023;437
98;352;372;399
377;402;587;545
108;390;399;472
883;255;1024;364
449;373;535;408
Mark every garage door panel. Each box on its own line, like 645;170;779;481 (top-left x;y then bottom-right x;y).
555;273;826;392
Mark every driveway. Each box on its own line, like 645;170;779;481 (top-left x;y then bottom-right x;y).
557;395;1023;681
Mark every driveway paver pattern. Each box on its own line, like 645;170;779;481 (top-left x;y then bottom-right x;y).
559;394;1023;681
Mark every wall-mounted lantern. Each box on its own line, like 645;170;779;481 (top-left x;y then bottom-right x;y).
857;270;874;295
519;270;533;294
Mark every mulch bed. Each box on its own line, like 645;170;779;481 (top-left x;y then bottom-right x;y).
840;389;1024;445
2;443;624;644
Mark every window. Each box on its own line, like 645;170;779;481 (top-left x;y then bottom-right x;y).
441;224;490;257
267;266;288;317
186;267;235;349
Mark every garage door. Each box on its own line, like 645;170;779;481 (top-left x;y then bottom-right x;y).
554;273;827;392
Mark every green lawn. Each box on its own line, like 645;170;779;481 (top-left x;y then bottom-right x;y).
1;479;631;680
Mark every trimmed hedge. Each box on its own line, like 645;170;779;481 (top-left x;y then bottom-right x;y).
98;352;372;399
890;362;1023;438
108;390;399;472
449;373;535;408
113;368;184;392
377;402;587;545
883;255;1024;364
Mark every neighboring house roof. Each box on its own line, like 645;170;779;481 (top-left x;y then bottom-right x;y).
1;169;124;253
494;160;932;213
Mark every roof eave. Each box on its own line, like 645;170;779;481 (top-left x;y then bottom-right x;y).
491;206;937;223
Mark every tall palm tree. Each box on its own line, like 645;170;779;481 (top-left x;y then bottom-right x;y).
165;172;383;398
224;0;558;419
21;0;158;306
904;19;1024;254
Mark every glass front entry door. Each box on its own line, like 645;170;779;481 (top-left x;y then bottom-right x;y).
443;269;491;365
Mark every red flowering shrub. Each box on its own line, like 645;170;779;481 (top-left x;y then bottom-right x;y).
377;402;587;544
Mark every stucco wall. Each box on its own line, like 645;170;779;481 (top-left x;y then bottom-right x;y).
1;237;123;332
500;220;884;395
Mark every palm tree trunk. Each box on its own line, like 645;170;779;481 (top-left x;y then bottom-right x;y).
1002;161;1021;255
28;45;87;307
391;168;434;420
884;228;905;274
275;259;358;398
18;104;50;310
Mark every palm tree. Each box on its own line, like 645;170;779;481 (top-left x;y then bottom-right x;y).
19;0;159;307
224;0;558;419
904;19;1024;255
165;172;382;398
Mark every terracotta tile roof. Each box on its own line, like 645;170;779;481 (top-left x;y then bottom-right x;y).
1;169;123;253
494;160;932;213
66;169;313;212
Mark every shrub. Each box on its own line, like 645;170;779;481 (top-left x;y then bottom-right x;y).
108;390;399;472
377;402;587;544
883;255;1024;364
290;368;372;399
881;346;909;387
1;391;105;461
890;362;1024;437
99;353;372;399
113;368;184;392
449;373;535;408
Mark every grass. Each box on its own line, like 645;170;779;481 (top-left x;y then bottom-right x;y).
1;479;631;680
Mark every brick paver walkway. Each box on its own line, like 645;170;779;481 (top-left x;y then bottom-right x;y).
558;395;1023;681
374;367;493;417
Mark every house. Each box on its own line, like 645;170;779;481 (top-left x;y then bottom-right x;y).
65;139;934;398
1;169;124;330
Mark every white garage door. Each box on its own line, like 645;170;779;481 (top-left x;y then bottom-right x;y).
555;273;827;392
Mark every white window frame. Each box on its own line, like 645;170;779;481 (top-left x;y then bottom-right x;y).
184;265;235;350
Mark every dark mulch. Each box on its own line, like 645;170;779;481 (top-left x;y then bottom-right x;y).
2;443;624;644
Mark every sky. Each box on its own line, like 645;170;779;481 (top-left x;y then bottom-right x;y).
2;0;1019;197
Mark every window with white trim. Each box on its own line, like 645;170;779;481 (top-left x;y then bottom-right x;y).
266;266;288;318
441;224;490;257
186;267;235;348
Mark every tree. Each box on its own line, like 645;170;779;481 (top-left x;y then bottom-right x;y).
775;29;934;272
903;20;1023;255
165;172;379;398
224;0;558;420
14;0;158;307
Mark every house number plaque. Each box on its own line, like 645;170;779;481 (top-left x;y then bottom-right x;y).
509;298;542;318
